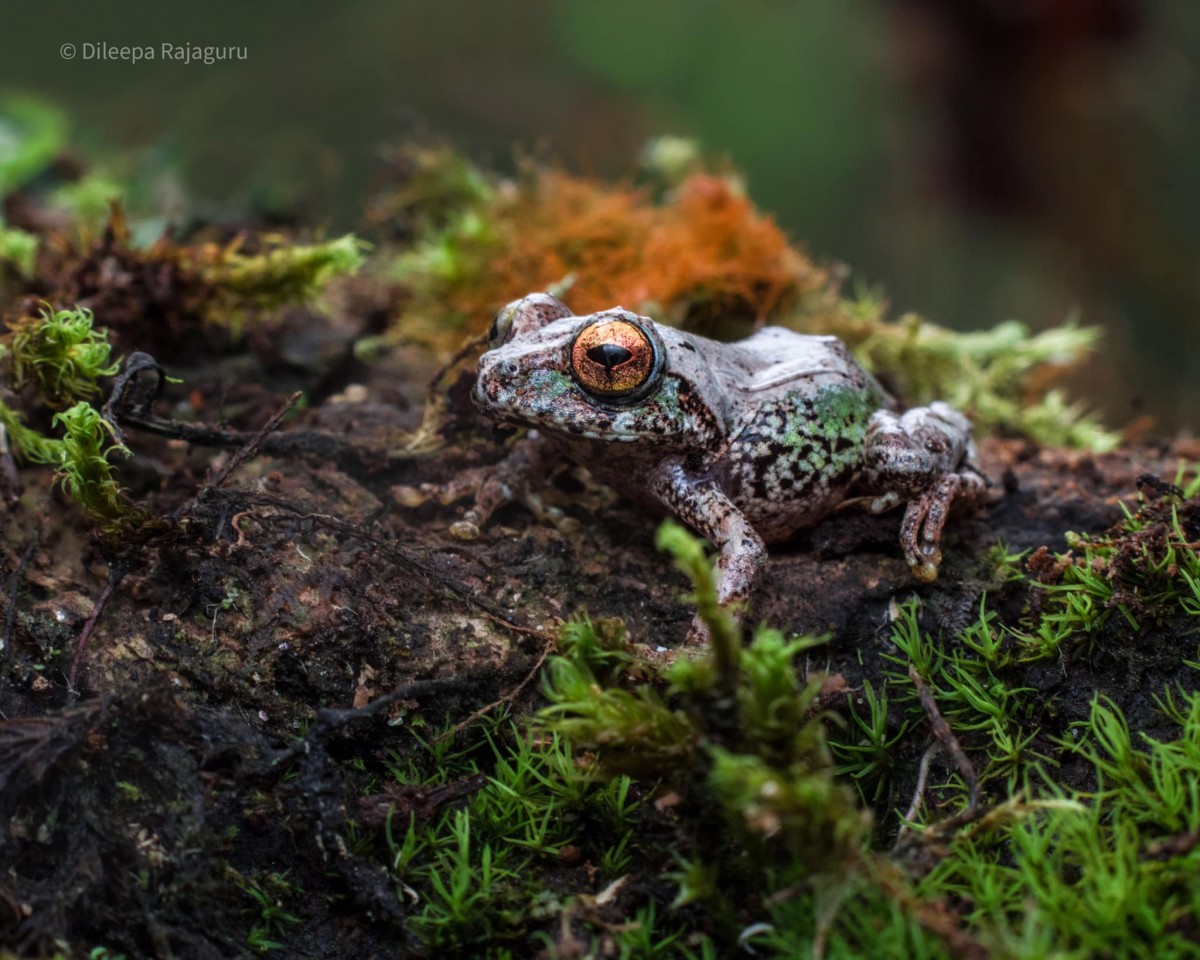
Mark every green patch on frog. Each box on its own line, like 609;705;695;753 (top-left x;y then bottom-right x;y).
786;384;877;472
520;369;574;407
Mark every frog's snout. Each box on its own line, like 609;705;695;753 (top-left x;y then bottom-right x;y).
473;354;520;411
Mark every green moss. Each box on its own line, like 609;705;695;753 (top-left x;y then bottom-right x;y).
809;294;1117;451
0;224;37;278
31;402;145;531
914;692;1200;957
379;721;642;958
537;523;872;953
0;305;144;531
201;234;369;332
6;304;120;407
0;95;68;193
49;171;127;232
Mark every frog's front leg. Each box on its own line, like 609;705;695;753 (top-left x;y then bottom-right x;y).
860;402;988;583
393;433;578;539
649;461;766;644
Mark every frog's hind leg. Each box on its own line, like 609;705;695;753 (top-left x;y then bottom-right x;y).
898;469;988;582
861;402;990;582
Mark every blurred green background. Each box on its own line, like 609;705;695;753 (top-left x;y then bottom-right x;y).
2;0;1197;433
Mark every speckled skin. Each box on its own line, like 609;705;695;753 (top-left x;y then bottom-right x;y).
460;293;987;641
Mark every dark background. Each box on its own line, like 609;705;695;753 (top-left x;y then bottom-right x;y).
2;0;1197;433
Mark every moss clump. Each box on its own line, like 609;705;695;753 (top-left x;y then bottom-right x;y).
5;206;369;355
0;305;144;531
812;293;1116;450
0;224;38;278
538;524;876;954
5;304;120;407
387;148;827;346
194;232;369;332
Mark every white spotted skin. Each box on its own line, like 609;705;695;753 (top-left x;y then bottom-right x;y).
468;294;988;640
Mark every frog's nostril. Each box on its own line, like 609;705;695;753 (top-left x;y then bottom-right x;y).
499;360;519;378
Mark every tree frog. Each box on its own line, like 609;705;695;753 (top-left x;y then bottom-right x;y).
427;293;987;642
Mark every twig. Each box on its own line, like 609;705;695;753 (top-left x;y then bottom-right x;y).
67;563;126;692
426;331;486;393
101;351;168;444
121;408;376;463
0;527;41;717
207;392;302;490
168;392;302;525
104;350;431;467
872;859;990;960
895;741;940;847
1144;827;1200;860
909;664;978;819
437;636;555;742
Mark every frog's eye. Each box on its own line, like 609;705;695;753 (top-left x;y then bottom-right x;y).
488;305;517;349
569;318;662;402
489;293;574;348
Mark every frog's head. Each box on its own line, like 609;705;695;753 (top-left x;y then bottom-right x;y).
474;295;729;448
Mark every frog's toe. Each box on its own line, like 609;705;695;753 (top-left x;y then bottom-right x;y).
869;491;903;515
685;615;712;647
450;516;482;540
911;558;940;583
392;484;429;508
522;492;581;535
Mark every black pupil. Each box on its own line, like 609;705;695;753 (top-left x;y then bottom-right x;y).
586;343;633;370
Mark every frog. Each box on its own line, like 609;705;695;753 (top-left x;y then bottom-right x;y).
419;292;988;642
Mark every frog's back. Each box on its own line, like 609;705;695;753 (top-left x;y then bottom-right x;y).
710;327;880;400
714;327;889;540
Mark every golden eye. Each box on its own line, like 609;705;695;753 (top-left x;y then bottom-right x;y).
569;318;661;400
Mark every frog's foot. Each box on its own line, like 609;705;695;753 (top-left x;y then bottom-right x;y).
393;435;575;539
899;471;989;582
863;402;989;582
392;465;504;539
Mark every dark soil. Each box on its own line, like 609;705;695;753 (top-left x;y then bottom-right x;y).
1;305;1196;957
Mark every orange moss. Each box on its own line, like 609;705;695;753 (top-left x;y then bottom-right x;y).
643;175;822;333
432;167;830;339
